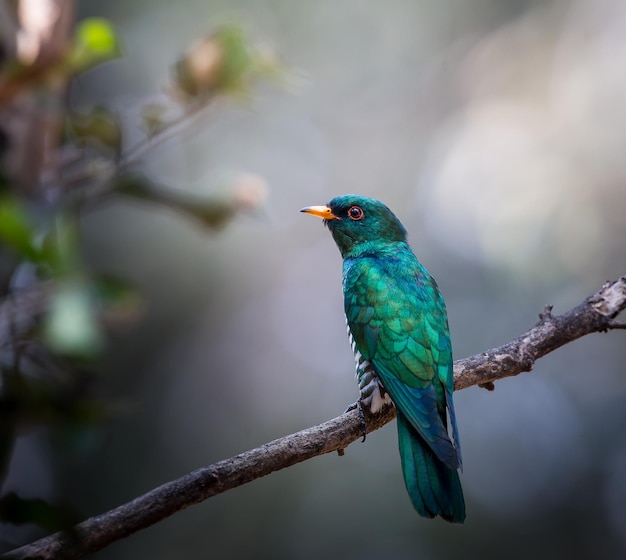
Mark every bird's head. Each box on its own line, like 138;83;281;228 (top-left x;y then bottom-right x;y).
300;194;407;258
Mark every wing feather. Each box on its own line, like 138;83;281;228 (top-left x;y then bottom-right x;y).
343;251;460;469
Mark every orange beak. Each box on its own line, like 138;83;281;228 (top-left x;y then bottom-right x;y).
299;205;339;220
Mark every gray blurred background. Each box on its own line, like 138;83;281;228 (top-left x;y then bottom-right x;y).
6;0;626;558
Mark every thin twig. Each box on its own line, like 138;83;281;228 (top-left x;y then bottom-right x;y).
56;98;216;197
117;100;211;172
1;276;625;560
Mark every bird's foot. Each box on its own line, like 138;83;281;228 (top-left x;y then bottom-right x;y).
345;400;367;442
344;401;358;413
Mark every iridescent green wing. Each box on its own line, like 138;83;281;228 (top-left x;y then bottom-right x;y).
343;254;460;469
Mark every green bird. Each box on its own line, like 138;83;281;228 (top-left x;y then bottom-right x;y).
300;194;465;523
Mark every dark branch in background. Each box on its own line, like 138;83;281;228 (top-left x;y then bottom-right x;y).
2;276;625;560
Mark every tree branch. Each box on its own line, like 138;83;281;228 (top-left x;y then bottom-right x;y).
0;0;75;196
453;276;626;391
2;276;625;560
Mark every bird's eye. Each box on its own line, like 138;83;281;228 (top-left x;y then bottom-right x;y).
347;206;364;221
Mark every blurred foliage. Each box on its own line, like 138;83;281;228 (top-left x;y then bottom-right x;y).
0;492;78;531
0;196;41;263
0;8;276;537
0;18;121;106
172;24;281;102
68;18;122;72
67;106;123;160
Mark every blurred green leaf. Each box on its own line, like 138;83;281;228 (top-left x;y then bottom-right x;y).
0;196;41;262
68;18;121;72
67;106;122;159
42;279;104;358
77;19;118;55
40;214;81;277
214;25;254;92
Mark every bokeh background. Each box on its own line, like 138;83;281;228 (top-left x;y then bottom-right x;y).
4;0;626;558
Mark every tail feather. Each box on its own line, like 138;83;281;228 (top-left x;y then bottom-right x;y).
397;412;466;523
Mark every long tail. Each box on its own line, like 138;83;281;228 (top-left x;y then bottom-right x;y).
396;412;466;523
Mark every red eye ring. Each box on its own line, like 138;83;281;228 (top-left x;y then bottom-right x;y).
347;206;364;221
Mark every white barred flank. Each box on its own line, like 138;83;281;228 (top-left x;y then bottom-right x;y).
347;321;393;413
